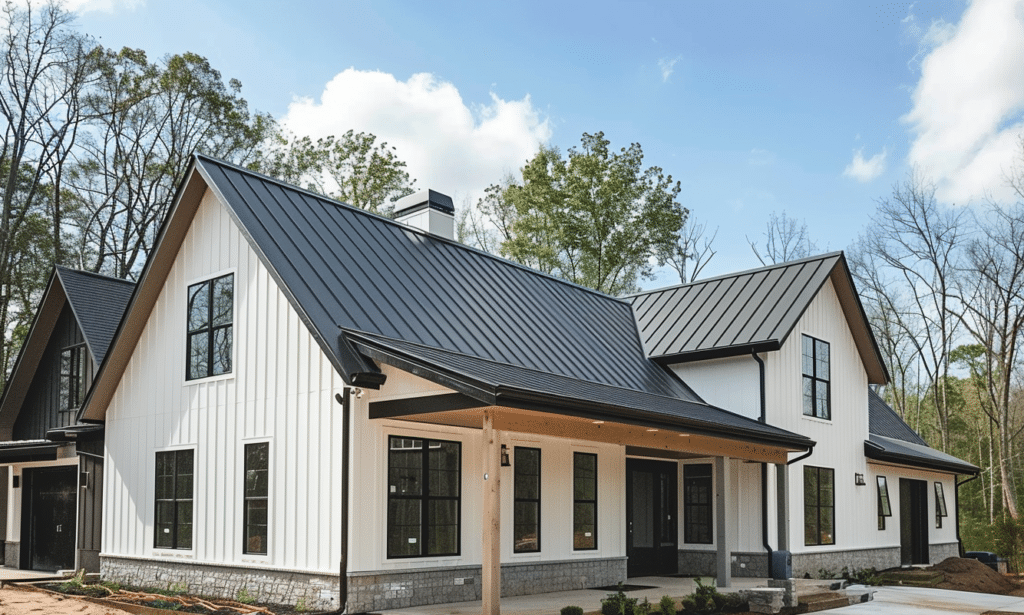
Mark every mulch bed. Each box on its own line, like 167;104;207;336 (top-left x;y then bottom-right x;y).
39;582;326;615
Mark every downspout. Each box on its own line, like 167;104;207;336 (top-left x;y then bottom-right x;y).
955;474;979;557
335;390;353;614
753;351;773;579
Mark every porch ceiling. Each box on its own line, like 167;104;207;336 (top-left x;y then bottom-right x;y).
373;402;793;464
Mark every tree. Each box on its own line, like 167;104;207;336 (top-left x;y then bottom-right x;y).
251;129;416;215
747;210;818;265
663;214;717;284
479;132;687;296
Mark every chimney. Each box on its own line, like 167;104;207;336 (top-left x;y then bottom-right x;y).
394;190;455;240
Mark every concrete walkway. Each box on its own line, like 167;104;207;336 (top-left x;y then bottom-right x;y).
832;586;1024;614
0;567;62;583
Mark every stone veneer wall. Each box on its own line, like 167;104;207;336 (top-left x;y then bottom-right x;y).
102;555;626;613
678;550;768;578
4;541;17;568
929;542;960;563
791;547;901;577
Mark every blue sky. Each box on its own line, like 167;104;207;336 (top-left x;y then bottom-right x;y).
73;0;1022;286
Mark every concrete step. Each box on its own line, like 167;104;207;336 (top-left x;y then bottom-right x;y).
800;591;850;613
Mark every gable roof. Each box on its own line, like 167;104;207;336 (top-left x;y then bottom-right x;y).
79;155;813;451
865;388;978;475
626;252;889;384
0;267;133;440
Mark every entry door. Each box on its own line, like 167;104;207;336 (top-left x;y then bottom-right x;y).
899;478;928;566
22;467;77;571
626;459;678;577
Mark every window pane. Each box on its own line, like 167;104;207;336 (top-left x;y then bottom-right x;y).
189;333;209;379
389;445;423;497
212;326;232;376
428;442;460;497
803;377;814;416
935;482;948;516
245;500;268;554
573;503;596;549
877;477;891;517
574;453;597;500
816;382;830;419
514;448;540;500
188;282;210;331
820;507;834;544
514;501;539;552
427;499;458;555
804;504;818;545
388;499;422;557
802;335;813;376
816;340;830;379
211;275;233;326
177;501;193;549
804;468;818;506
820;469;834;506
245;443;269;497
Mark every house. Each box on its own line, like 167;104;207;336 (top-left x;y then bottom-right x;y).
0;267;134;572
74;155;975;613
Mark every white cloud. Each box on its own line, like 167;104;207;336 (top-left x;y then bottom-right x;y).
282;69;551;206
843;147;887;182
658;56;680;83
905;0;1024;204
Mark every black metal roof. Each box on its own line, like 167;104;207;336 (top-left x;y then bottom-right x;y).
347;330;813;448
56;267;135;365
867;388;927;445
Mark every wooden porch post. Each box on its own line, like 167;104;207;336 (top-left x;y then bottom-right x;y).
715;456;731;588
482;409;501;615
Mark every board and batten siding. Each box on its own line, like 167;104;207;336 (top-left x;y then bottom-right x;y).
102;188;347;574
868;464;958;550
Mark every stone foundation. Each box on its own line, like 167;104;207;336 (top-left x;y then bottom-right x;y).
102;555;626;613
677;550;768;578
791;547;900;578
4;541;18;568
929;542;960;563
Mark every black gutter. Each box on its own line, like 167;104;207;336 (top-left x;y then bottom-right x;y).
752;352;772;579
863;441;979;475
955;474;979;557
335;390;353;614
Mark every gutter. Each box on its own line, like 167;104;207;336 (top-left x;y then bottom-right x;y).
335;390;353;614
752;352;773;579
955;474;979;557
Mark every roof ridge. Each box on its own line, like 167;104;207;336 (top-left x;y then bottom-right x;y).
55;265;136;286
194;154;631;305
623;251;844;299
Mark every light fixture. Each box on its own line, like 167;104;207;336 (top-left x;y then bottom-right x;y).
353;387;365;399
592;420;605;425
855;473;866;486
500;444;511;467
646;428;658;432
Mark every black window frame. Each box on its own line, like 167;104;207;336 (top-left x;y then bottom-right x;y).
934;482;948;528
804;465;835;546
243;442;270;555
802;335;831;420
513;446;541;553
683;463;713;544
877;476;892;530
573;452;598;551
154;449;194;550
386;436;461;559
59;343;87;415
186;273;234;381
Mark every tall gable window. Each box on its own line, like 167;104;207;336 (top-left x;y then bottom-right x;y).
877;476;892;530
684;463;713;544
802;335;830;419
573;452;597;550
59;344;86;415
244;442;269;554
187;273;233;380
935;482;948;528
804;466;834;546
387;436;461;558
155;449;194;549
514;447;541;553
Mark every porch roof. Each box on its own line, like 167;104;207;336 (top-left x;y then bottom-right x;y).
865;434;979;475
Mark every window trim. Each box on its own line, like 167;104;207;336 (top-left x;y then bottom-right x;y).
935;482;948;528
877;476;892;531
59;343;87;415
683;463;713;545
803;465;835;546
386;436;462;559
185;271;235;383
513;446;541;554
802;334;831;420
243;441;270;556
573;451;598;551
154;448;195;551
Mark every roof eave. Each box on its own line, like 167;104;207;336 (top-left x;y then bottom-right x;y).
864;440;979;475
652;341;782;364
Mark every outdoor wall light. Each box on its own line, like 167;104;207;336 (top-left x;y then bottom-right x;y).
855;473;866;485
500;444;511;467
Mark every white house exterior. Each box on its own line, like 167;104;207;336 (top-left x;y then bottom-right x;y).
76;156;976;613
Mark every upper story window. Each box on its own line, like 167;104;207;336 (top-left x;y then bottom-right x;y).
59;344;87;414
802;335;830;419
187;273;233;380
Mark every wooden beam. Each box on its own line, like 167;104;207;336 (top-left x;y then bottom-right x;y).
482;409;501;615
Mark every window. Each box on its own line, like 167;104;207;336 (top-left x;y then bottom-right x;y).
155;450;194;549
877;476;892;530
59;344;86;414
573;452;597;550
387;436;460;558
802;335;831;419
513;447;540;553
804;466;834;546
187;273;234;380
935;482;948;528
684;464;713;544
244;442;269;554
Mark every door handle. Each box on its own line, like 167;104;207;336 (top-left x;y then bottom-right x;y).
56;524;61;533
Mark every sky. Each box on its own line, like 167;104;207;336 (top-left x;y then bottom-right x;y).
70;0;1024;287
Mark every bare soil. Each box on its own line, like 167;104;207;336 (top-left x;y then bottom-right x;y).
0;583;133;615
929;557;1021;595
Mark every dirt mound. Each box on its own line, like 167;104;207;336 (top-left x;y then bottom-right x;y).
929;557;1018;595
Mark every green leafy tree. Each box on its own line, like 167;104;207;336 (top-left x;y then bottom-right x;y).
480;132;686;296
252;129;416;214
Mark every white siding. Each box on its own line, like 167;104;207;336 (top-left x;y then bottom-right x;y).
868;464;959;549
103;189;347;573
676;458;762;554
671;356;761;421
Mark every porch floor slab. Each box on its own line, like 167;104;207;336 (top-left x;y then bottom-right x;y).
0;567;62;583
374;576;768;615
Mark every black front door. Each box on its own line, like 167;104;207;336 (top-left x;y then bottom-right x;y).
21;467;77;571
900;478;928;566
627;459;678;577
